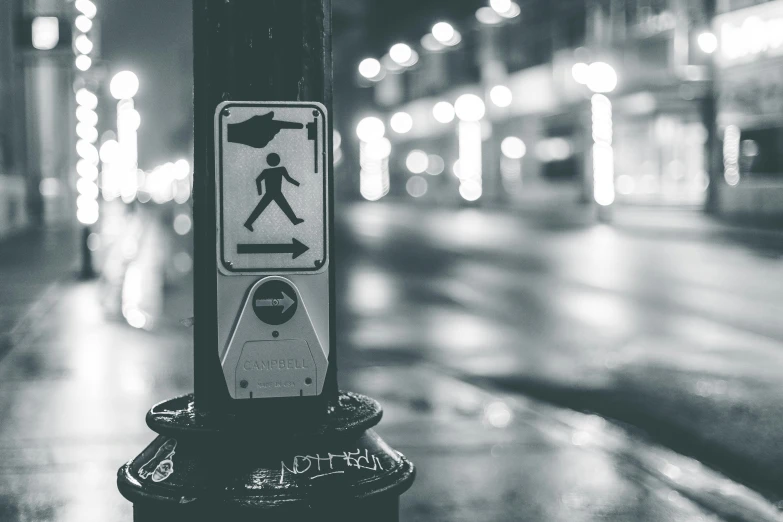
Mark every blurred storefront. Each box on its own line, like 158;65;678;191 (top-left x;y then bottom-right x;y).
577;0;712;208
0;0;30;237
714;0;783;219
351;0;783;221
0;0;82;237
351;0;718;210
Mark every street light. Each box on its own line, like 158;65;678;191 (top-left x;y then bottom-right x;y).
490;85;513;108
476;7;503;25
454;94;486;121
501;137;526;159
572;60;619;213
73;0;99;279
390;112;413;134
109;71;141;203
76;106;98;126
75;88;98;110
389;43;419;67
99;140;119;163
571;62;590;84
358;58;382;80
75;54;91;71
455;94;485;201
490;0;512;14
697;31;718;54
498;2;521;19
432;22;455;44
74;0;97;18
356;116;385;142
31;17;59;50
74;15;92;33
357;117;390;201
74;34;93;54
433;101;455;123
110;70;140;100
586;62;617;94
405;150;429;174
389;43;412;65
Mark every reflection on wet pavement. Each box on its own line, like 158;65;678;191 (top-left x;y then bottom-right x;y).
1;202;782;520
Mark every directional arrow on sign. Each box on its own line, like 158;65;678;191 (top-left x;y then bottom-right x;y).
237;239;309;259
255;292;295;314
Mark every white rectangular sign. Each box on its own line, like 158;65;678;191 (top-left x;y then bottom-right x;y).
215;101;328;274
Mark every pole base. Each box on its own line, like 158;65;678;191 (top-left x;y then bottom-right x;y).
118;392;415;521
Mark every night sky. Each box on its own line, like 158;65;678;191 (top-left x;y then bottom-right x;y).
101;0;193;170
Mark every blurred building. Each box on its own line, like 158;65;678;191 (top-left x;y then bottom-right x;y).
346;0;783;222
0;0;89;236
0;0;32;237
714;0;783;219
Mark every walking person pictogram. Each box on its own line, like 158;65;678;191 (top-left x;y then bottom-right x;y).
244;153;305;231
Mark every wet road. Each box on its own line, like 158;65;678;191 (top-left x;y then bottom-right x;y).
0;202;782;520
335;202;783;502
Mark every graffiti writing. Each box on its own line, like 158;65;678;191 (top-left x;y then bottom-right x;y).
280;449;384;483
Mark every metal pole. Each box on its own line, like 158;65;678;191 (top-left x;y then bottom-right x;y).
79;225;95;279
118;1;414;518
702;0;720;215
192;0;337;417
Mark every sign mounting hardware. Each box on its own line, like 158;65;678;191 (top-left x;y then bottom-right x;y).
215;101;328;275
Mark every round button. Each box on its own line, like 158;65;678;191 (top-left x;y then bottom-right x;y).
252;280;298;325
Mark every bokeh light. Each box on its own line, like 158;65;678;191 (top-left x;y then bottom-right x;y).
110;70;140;100
432;22;455;44
389;43;413;65
406;150;429;174
74;34;93;55
697;31;718;54
501;137;526;159
426;155;445;175
490;85;513;108
586;62;617;93
356;117;386;142
433;101;456;123
358;58;382;79
476;6;503;24
406;175;428;198
455;94;486;121
390;112;413;134
572;62;590;84
74;15;92;33
75;54;91;71
459;179;483;201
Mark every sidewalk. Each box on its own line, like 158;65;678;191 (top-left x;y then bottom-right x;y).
0;226;78;361
0;276;778;521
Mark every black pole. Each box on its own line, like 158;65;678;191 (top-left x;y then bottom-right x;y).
703;0;720;215
193;0;337;415
79;225;95;279
118;2;414;518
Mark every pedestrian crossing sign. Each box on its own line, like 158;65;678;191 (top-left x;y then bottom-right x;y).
215;101;328;274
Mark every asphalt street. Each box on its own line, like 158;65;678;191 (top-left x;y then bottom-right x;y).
0;202;782;521
335;202;783;501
